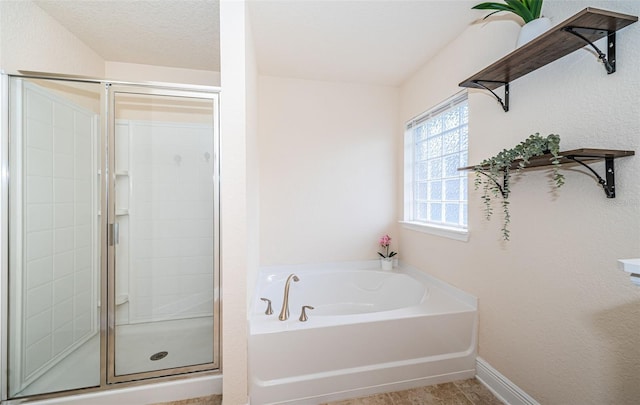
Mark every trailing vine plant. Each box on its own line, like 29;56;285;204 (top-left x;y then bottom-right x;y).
474;133;564;241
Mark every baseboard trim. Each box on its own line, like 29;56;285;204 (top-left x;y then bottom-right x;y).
476;357;539;405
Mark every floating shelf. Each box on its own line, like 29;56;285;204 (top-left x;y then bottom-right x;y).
618;259;640;287
459;8;638;112
459;148;635;198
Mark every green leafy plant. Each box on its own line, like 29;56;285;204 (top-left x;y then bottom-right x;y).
472;0;543;24
474;133;564;241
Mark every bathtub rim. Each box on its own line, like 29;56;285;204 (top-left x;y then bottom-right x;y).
250;260;477;334
255;268;429;317
255;260;476;306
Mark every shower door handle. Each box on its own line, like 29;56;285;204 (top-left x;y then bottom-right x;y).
108;223;120;246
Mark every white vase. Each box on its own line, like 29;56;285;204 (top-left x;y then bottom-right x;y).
516;17;552;48
380;258;393;271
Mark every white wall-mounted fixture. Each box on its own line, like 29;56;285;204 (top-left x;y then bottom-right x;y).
618;259;640;286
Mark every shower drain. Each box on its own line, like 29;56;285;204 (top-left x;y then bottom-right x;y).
150;351;168;361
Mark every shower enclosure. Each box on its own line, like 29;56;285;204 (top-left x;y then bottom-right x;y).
1;73;221;400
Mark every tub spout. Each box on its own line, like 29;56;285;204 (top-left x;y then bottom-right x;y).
278;274;300;321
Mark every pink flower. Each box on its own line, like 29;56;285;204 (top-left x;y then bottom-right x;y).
377;234;397;259
379;234;391;247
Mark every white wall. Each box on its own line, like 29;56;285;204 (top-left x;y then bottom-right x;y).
399;1;640;404
0;0;104;76
258;76;399;266
219;0;257;403
245;6;260;311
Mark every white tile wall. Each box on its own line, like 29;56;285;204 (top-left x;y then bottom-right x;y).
26;335;52;377
26;204;53;232
52;320;74;357
53;275;74;303
26;284;53;320
124;121;215;323
17;83;99;386
26;231;53;261
27;120;54;150
25;309;52;348
26;177;53;204
26;256;53;288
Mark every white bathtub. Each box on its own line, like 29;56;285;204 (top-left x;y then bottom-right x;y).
249;262;478;404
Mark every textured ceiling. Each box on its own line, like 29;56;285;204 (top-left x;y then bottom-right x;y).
34;0;220;71
32;0;481;86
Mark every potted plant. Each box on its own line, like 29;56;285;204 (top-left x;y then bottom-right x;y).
472;0;550;47
473;133;564;241
377;234;397;270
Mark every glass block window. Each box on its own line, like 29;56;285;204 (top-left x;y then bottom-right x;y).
404;92;468;230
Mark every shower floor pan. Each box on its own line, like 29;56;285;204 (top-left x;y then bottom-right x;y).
15;317;214;398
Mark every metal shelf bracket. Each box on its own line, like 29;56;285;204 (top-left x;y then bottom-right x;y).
565;155;616;198
563;27;616;74
472;80;509;112
475;169;509;198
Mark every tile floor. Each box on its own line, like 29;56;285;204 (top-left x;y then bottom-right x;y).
152;378;502;405
151;395;222;405
324;379;503;405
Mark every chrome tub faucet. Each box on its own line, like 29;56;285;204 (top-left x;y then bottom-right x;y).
278;274;299;321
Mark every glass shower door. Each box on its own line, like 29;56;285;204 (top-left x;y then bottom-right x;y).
107;86;220;382
6;77;103;397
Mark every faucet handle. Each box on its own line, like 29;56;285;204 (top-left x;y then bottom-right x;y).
260;298;273;315
299;305;314;322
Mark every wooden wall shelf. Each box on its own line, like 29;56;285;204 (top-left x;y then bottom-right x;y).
459;8;638;112
459;149;634;171
459;149;635;198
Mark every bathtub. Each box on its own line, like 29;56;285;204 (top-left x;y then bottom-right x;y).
249;262;478;404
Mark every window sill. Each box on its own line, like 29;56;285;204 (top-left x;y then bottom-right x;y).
400;221;469;242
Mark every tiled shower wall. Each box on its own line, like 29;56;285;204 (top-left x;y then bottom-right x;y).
118;120;214;323
18;82;98;386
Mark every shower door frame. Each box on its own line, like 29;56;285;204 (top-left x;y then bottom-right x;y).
105;84;221;383
1;73;9;403
0;72;221;401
